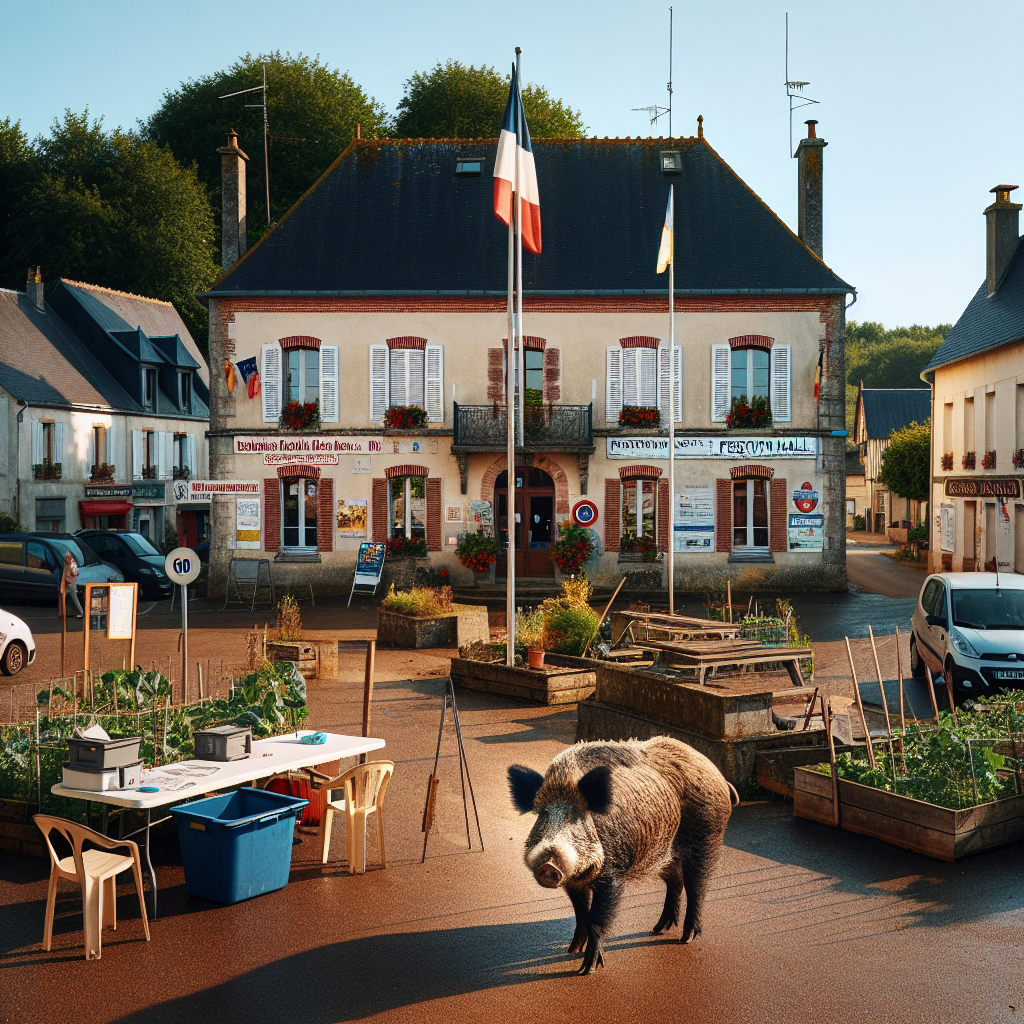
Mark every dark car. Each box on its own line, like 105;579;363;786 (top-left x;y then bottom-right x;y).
76;530;173;600
1;533;123;604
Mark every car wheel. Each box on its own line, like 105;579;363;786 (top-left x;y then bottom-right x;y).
1;641;26;676
909;634;926;678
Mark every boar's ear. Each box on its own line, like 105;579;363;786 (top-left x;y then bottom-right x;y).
508;764;544;813
577;765;613;815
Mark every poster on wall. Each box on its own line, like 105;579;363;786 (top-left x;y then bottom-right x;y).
788;514;824;551
940;504;955;552
469;500;493;526
674;486;715;553
337;498;368;537
235;498;261;550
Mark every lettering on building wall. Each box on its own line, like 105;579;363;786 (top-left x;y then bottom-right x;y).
943;478;1020;498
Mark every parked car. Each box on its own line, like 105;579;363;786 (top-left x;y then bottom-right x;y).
910;571;1024;702
0;534;123;605
76;530;172;600
0;608;35;675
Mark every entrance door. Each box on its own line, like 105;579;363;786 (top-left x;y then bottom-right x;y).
495;468;555;578
732;479;769;552
963;501;977;571
283;477;318;550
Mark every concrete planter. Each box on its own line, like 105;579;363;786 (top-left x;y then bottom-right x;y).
450;656;596;705
265;639;338;680
793;766;1024;862
377;605;489;649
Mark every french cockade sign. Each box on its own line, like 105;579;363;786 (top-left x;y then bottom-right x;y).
572;500;599;527
792;482;819;512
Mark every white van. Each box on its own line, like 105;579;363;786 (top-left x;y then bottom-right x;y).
910;572;1024;700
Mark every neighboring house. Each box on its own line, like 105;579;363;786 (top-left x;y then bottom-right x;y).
0;273;210;545
200;121;853;595
922;184;1024;575
845;448;867;528
852;383;931;531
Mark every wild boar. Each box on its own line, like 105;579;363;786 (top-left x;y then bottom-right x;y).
508;737;738;975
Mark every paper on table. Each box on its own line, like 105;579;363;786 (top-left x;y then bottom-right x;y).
76;723;111;741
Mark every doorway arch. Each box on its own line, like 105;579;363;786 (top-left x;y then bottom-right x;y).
495;467;556;578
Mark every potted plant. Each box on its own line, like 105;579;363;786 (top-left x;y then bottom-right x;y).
982;450;997;469
385;405;428;430
549;522;595;577
172;465;191;480
455;530;499;582
32;459;62;481
725;396;772;429
281;400;321;431
619;534;659;562
962;451;976;470
90;463;115;482
1014;450;1024;470
618;405;660;429
941;452;955;470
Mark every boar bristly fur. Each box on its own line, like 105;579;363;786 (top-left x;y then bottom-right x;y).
508;737;735;975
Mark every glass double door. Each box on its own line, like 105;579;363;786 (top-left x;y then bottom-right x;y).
496;468;555;578
733;479;768;550
283;477;318;549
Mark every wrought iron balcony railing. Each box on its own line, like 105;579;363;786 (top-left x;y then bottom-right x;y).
452;402;593;450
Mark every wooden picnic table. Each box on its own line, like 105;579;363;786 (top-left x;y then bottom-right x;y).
611;610;742;645
638;639;813;686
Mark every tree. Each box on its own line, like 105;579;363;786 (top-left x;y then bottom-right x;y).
143;52;388;240
394;60;586;140
0;111;218;353
878;420;931;502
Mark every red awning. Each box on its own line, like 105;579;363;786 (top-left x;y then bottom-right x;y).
79;500;133;515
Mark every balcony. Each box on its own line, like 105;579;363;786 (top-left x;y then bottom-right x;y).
452;403;593;453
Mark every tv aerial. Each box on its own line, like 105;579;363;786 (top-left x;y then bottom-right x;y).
633;6;674;137
785;13;819;156
220;63;271;225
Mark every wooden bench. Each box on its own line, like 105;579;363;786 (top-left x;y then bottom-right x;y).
638;640;813;686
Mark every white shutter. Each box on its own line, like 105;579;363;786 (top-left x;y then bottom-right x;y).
31;421;44;465
408;349;425;409
54;422;65;468
261;344;282;422
389;349;409;408
606;347;622;422
370;344;389;421
319;345;339;423
90;427;97;470
712;344;731;422
771;344;791;423
638;348;658;408
622;348;638;407
659;347;682;423
186;433;197;475
132;429;143;479
425;345;444;422
106;423;117;476
673;346;682;423
158;431;173;479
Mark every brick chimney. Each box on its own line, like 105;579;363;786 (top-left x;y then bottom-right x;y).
26;266;44;311
984;184;1021;296
795;120;826;259
216;131;249;272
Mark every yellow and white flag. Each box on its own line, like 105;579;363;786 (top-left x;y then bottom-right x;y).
656;190;673;273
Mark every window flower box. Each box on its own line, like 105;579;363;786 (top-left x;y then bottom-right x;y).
385;405;428;430
281;400;320;431
90;463;115;482
141;465;157;480
1013;449;1024;470
618;406;660;429
385;536;428;559
726;396;772;429
941;452;954;471
962;451;976;470
32;460;62;481
982;450;996;469
619;534;659;562
173;465;191;481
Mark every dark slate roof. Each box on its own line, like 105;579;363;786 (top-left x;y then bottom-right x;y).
846;448;865;476
203;136;853;298
923;237;1024;375
858;389;931;440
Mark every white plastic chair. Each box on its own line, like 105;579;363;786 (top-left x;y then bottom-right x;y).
34;814;151;960
319;761;394;873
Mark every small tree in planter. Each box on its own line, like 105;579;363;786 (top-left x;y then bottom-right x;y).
549;522;595;576
456;530;499;576
726;396;772;429
385;405;428;430
618;405;660;429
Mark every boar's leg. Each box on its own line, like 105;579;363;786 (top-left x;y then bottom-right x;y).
578;876;623;975
565;884;591;954
678;837;722;944
652;857;684;935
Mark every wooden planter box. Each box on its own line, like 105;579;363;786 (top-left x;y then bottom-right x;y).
793;766;1024;862
450;657;596;705
265;639;338;679
377;605;489;650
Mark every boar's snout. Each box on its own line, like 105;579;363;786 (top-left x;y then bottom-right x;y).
535;860;563;888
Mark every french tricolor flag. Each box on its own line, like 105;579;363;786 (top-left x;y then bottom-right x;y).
493;64;541;254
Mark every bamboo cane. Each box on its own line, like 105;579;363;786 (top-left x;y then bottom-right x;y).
894;625;907;771
923;664;942;723
822;694;841;826
584;576;627;658
845;636;877;768
867;626;893;739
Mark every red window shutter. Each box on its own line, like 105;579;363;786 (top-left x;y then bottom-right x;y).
372;478;388;542
542;347;561;403
715;479;731;553
263;478;280;553
604;478;621;552
657;480;670;552
487;347;505;403
770;478;788;552
317;476;334;553
426;477;442;551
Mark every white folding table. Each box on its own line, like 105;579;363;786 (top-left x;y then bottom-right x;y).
51;731;386;917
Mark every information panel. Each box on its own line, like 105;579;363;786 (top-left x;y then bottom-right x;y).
674;486;715;553
788;514;824;551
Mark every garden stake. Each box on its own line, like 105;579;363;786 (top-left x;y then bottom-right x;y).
801;687;820;730
894;626;907;763
360;640;376;764
845;636;877;769
923;665;942;723
822;694;840;826
943;669;958;726
584;576;627;658
9;687;13;724
727;580;732;623
867;626;893;739
197;661;203;700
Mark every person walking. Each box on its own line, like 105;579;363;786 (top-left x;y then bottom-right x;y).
61;550;83;617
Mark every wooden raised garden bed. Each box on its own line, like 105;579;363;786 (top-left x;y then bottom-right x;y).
377;606;489;650
265;639;338;680
450;657;596;706
793;765;1024;862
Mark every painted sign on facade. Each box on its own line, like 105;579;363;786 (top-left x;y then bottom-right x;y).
352;458;371;474
674;486;715;552
788;513;824;551
337;498;368;537
607;436;819;460
235;498;261;550
234;436;383;455
174;480;260;502
263;453;339;466
943;477;1020;498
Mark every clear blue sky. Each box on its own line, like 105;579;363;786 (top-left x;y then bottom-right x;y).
3;0;1021;330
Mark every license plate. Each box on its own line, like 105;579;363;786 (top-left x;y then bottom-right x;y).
994;669;1024;680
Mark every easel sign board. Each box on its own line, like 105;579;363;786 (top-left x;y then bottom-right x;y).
83;582;138;671
348;542;386;607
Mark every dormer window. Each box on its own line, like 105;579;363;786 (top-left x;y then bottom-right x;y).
178;372;192;414
143;367;157;412
455;158;483;176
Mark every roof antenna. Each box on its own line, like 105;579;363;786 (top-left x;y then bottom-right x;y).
785;13;819;156
632;6;673;136
220;62;272;225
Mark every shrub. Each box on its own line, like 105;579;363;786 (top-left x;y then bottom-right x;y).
907;524;927;542
853;514;866;531
456;529;499;572
515;607;545;652
381;584;452;617
273;594;304;641
540;575;599;655
549;522;595;574
0;512;24;533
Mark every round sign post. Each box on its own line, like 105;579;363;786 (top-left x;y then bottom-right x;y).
571;500;599;528
165;547;201;699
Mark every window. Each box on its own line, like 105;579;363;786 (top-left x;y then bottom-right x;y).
733;479;769;548
286;348;319;405
31;420;63;478
731;348;770;408
621;480;657;540
846;498;856;516
35;497;66;533
606;342;681;423
132;429;172;480
283;477;318;549
143;368;158;411
455;158;483;176
174;433;196;478
369;342;444;422
389;475;426;541
712;342;790;423
92;426;105;468
261;340;339;424
179;372;192;414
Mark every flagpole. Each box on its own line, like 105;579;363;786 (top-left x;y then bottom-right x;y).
667;183;676;615
515;47;525;450
505;55;520;668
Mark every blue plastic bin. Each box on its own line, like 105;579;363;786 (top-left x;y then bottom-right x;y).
171;787;308;904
